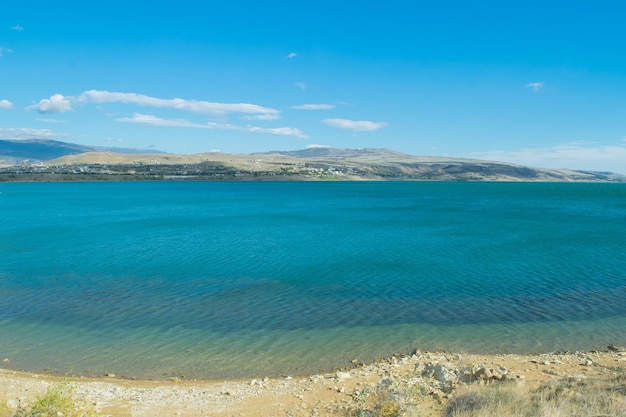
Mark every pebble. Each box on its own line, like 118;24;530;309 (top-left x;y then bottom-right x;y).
0;349;619;416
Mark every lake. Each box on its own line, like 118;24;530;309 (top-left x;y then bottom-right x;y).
1;181;625;379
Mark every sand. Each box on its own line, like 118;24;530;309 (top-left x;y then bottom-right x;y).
2;348;625;417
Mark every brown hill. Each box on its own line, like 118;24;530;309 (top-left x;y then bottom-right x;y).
39;147;625;182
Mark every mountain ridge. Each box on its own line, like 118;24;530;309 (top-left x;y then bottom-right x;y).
1;139;624;182
0;139;164;164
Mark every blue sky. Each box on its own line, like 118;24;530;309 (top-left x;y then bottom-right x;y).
1;0;626;173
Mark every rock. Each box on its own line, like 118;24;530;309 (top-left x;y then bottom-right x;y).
474;367;492;380
2;358;9;364
335;371;351;379
421;363;458;391
105;373;115;378
582;358;593;366
607;344;625;352
430;388;446;402
491;370;504;380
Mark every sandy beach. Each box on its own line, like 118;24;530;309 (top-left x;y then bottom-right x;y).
2;347;625;416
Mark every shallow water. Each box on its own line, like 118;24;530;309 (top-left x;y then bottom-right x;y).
1;181;625;378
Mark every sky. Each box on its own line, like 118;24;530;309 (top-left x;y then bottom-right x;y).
1;0;626;173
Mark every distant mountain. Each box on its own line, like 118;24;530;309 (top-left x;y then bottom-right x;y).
0;139;163;163
2;142;624;182
258;147;408;159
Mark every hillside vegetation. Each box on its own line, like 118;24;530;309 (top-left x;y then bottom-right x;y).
1;140;624;182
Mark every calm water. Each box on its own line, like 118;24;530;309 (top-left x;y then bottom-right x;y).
1;181;625;379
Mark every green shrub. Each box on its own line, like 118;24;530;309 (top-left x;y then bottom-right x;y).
8;383;99;417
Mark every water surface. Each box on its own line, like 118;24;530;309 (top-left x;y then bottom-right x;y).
1;181;625;378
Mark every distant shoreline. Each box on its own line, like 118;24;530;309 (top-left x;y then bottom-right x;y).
2;146;625;182
1;173;625;182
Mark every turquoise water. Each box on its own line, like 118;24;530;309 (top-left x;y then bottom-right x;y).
1;181;625;379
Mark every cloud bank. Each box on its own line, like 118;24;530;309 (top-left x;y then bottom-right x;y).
0;99;13;109
31;90;281;119
27;90;310;140
117;113;308;138
322;118;387;131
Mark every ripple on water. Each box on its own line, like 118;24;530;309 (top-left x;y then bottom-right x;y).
0;181;625;378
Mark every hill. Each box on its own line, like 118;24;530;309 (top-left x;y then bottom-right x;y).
1;141;624;182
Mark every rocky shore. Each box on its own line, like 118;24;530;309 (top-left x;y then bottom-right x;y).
1;346;625;417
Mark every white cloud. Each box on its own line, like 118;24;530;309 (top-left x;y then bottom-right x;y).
244;126;308;138
287;52;297;59
30;90;281;119
0;127;67;139
116;113;307;138
0;48;14;57
306;144;333;149
10;24;24;32
77;90;280;118
290;104;335;110
322;118;387;131
242;113;282;121
526;82;544;92
471;142;626;174
37;118;66;123
295;82;307;91
0;99;13;109
116;113;210;128
31;94;73;114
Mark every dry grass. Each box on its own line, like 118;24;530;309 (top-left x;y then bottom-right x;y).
341;374;626;417
444;375;626;417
